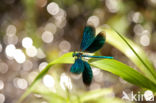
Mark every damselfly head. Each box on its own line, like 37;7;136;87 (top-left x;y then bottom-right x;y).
72;52;83;58
72;51;76;57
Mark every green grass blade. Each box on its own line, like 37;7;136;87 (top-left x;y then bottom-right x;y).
96;27;156;84
90;59;156;91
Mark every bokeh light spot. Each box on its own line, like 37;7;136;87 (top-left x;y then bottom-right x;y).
59;40;71;52
5;44;16;58
132;12;143;23
22;37;33;49
0;80;4;90
60;73;72;90
13;49;26;63
105;0;119;13
47;2;60;15
7;35;18;45
0;62;8;74
42;31;54;43
22;60;33;71
140;35;150;46
15;78;28;90
43;74;55;88
6;25;16;36
0;44;2;53
26;46;37;57
0;93;5;103
87;16;99;27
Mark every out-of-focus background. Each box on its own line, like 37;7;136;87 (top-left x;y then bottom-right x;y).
0;0;156;103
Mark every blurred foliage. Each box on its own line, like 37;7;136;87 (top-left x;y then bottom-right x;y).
1;0;156;103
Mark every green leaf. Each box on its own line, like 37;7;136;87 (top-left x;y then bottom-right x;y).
96;27;156;84
90;59;156;91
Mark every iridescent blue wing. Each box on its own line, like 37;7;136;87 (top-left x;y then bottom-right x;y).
70;58;84;74
85;32;105;53
80;26;95;51
82;61;93;86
